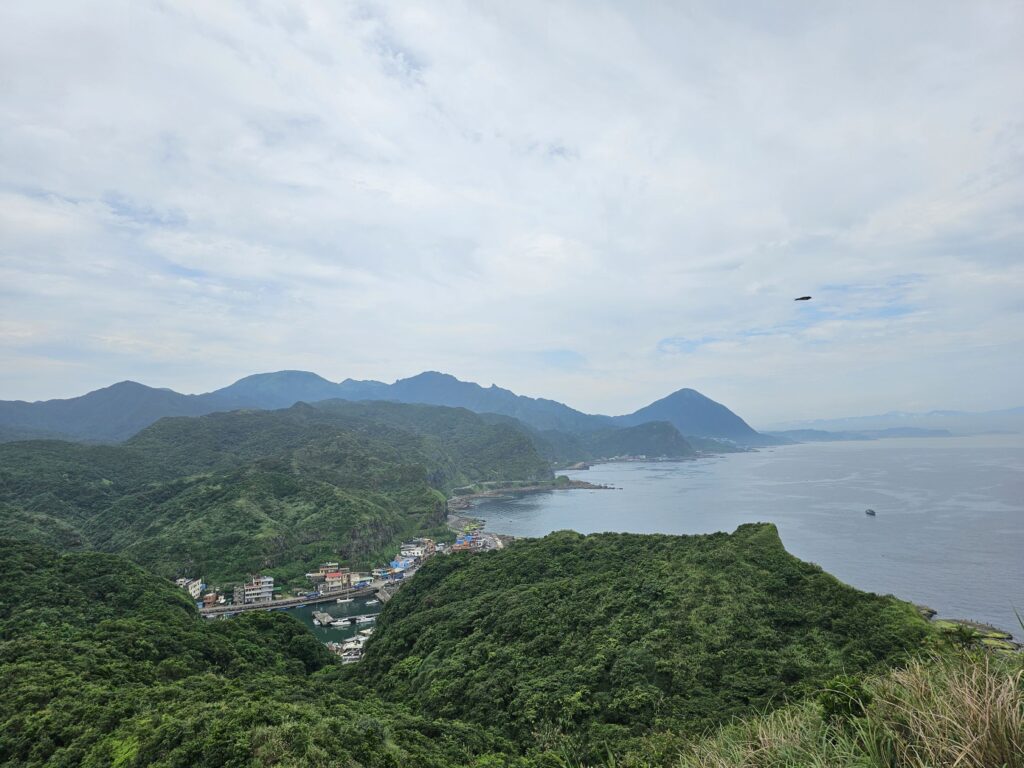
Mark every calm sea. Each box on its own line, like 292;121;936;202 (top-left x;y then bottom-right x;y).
290;596;381;641
471;435;1024;634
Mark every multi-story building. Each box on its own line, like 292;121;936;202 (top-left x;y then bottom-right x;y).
322;569;352;592
236;575;274;604
390;557;414;573
350;572;372;587
399;538;436;560
175;577;203;600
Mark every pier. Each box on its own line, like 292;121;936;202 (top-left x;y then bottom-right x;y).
199;585;379;617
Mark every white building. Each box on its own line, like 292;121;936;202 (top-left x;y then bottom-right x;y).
238;575;274;604
176;577;203;600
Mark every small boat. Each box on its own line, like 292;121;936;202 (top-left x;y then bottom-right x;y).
312;618;321;626
331;619;349;627
295;604;307;608
356;615;376;624
365;599;380;605
865;508;876;516
336;598;353;604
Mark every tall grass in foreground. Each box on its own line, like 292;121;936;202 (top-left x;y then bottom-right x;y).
674;652;1023;768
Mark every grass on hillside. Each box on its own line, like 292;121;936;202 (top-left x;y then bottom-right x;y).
662;650;1023;768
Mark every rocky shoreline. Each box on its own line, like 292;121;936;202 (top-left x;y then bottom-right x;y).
446;479;614;511
915;605;1020;651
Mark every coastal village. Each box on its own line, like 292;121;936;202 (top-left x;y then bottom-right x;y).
178;505;1023;661
175;512;506;663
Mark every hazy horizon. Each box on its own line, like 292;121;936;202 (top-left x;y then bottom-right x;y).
2;2;1022;423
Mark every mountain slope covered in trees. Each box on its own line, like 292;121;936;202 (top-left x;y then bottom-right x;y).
0;401;550;584
0;539;512;768
614;387;775;444
1;528;952;768
0;369;777;447
358;524;931;759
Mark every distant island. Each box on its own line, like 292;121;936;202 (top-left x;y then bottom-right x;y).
767;427;955;442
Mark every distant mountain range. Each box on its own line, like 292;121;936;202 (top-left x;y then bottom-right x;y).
766;427;955;443
0;370;780;449
765;406;1024;436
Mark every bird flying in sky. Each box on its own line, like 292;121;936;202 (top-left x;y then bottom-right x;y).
794;296;812;301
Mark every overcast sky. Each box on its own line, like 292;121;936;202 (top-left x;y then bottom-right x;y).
1;2;1022;425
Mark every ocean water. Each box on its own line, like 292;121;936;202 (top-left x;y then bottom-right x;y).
471;435;1024;633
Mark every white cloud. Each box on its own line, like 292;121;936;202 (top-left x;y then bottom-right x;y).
0;0;1022;422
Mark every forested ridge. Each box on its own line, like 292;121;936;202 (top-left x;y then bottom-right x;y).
0;539;515;767
0;370;780;447
2;400;1015;768
0;401;550;584
358;524;930;758
0;526;958;767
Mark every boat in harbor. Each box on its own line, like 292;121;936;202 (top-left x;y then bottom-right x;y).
336;597;353;604
356;615;377;624
365;599;380;605
313;610;335;626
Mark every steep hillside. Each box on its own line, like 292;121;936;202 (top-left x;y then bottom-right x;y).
359;524;930;758
476;413;697;463
127;400;551;490
530;421;695;462
616;388;782;445
0;402;550;583
384;371;609;432
584;421;695;459
205;369;350;410
0;380;215;442
0;540;511;767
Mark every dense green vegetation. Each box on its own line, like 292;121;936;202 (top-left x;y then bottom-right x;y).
0;401;550;585
0;539;515;767
0;369;781;447
530;421;694;463
359;524;931;760
478;415;698;464
3;396;1012;768
4;528;1011;767
670;651;1023;768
